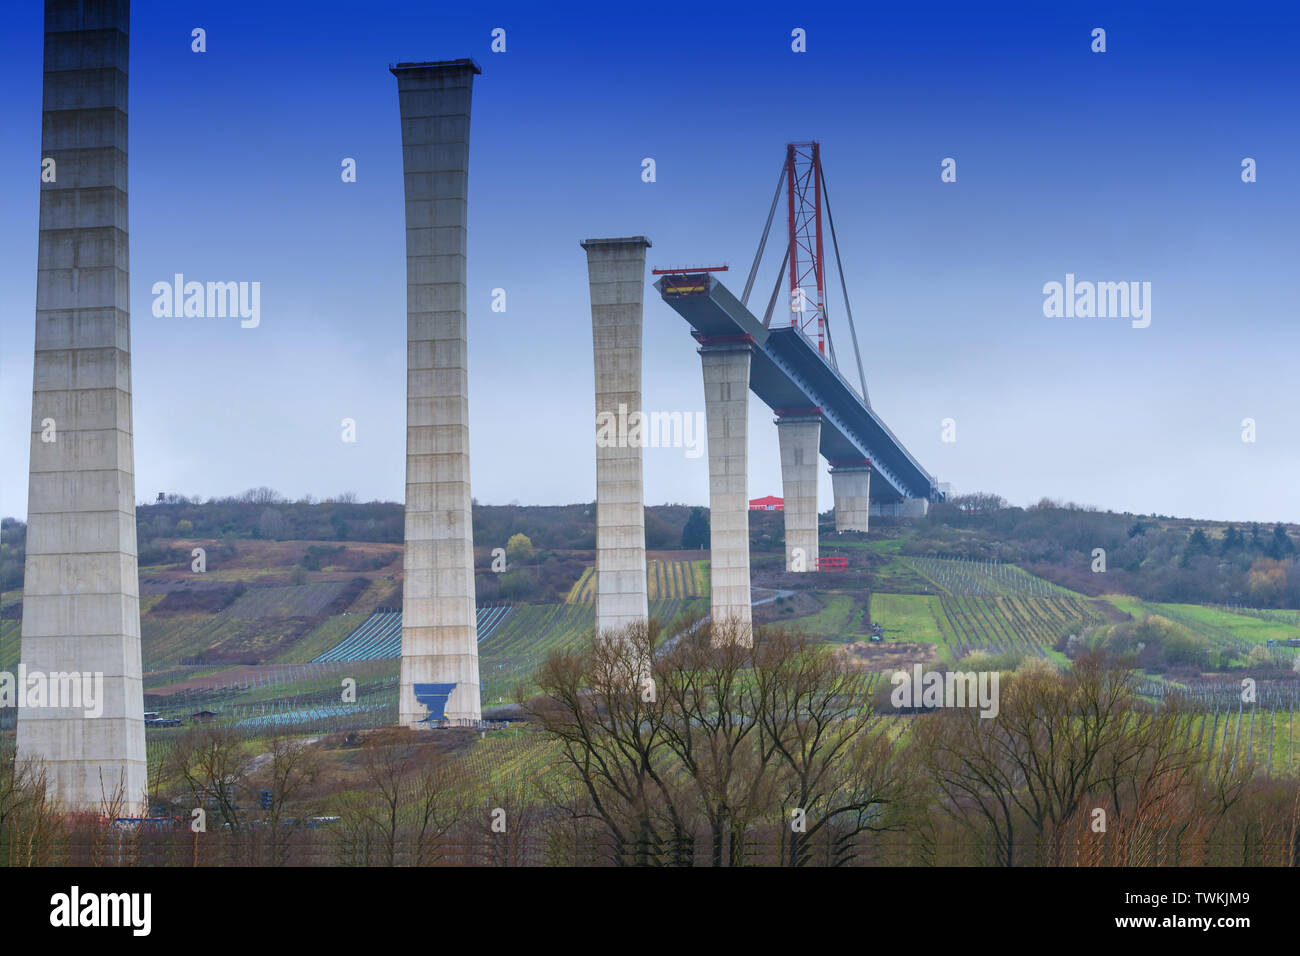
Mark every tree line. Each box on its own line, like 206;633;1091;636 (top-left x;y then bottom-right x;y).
920;495;1300;609
4;620;1296;866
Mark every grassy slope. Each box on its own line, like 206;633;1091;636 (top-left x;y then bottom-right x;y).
0;619;18;672
272;615;366;664
1160;603;1300;645
788;593;858;640
1104;593;1300;659
869;593;946;649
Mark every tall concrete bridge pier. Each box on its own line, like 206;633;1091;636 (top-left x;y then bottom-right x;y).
699;340;754;641
775;412;821;571
831;461;872;532
583;237;652;638
18;0;147;813
392;59;482;727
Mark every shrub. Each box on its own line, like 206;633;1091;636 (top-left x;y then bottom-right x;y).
506;533;533;563
957;648;1025;672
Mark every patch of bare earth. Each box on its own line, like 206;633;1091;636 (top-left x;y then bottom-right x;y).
1090;598;1132;623
835;641;938;671
752;590;824;626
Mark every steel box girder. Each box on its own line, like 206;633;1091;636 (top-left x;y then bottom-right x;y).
655;274;939;502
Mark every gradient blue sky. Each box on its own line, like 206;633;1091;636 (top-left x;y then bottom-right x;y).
2;0;1297;523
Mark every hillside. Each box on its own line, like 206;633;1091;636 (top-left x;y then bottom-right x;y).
5;494;1300;859
3;494;1300;730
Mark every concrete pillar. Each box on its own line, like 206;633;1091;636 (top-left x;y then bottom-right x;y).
392;59;482;727
776;415;821;571
583;237;651;638
699;341;753;642
831;464;872;532
17;0;147;814
900;497;930;518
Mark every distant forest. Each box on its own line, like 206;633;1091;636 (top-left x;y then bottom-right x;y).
922;494;1300;608
3;488;1299;609
0;490;707;598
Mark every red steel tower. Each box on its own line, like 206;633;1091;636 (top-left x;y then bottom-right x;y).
785;142;827;354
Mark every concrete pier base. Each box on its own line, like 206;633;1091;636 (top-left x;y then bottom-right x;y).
900;497;930;518
17;0;147;814
699;341;753;642
868;496;929;519
776;416;821;571
583;237;652;639
393;59;482;727
831;464;872;533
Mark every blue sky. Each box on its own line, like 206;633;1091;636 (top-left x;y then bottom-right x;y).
2;0;1297;523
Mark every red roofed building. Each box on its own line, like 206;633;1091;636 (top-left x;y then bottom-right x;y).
748;495;784;512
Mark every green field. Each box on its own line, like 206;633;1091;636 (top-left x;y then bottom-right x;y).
1104;594;1300;664
932;594;1104;658
1155;600;1300;645
868;592;947;656
896;557;1104;659
784;593;863;640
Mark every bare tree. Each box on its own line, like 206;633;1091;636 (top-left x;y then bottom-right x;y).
0;743;59;866
912;653;1196;865
409;757;460;866
525;619;697;865
754;630;908;866
259;734;322;864
335;729;458;866
528;620;905;866
658;618;778;865
165;726;249;841
353;731;419;866
90;768;133;867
